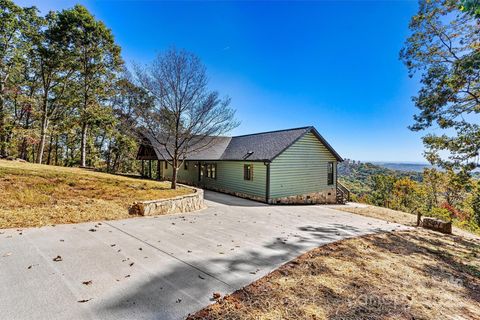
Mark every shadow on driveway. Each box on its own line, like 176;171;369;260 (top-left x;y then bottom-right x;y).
96;223;371;319
204;190;268;207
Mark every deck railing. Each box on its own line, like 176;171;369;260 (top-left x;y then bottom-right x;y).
336;181;350;204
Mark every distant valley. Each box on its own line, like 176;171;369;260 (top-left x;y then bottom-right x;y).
338;160;479;200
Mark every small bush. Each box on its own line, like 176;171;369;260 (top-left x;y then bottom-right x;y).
428;207;451;221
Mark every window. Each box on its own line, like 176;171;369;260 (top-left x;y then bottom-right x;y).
327;162;334;185
205;163;216;179
184;161;188;170
244;164;253;180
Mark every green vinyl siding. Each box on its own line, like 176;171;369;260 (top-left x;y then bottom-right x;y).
270;132;337;198
161;161;198;183
203;161;266;198
162;160;266;199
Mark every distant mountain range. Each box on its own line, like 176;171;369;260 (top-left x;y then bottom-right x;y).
371;161;479;175
370;162;435;173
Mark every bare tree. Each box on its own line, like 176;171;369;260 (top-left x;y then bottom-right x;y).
133;48;238;189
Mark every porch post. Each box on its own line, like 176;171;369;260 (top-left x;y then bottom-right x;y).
141;160;144;177
148;160;152;178
157;160;161;180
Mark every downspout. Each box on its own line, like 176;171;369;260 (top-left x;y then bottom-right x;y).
264;160;271;204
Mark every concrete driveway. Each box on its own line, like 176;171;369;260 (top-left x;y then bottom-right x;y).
0;191;408;320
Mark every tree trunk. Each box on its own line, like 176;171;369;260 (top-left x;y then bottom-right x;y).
37;101;49;164
0;81;6;157
80;122;87;167
416;209;422;227
54;134;59;166
46;133;54;165
19;111;30;160
171;158;178;189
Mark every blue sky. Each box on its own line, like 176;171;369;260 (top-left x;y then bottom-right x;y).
18;0;426;163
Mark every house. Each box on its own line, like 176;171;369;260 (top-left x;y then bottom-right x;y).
136;126;349;204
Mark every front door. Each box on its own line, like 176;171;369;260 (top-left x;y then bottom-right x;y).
198;162;204;183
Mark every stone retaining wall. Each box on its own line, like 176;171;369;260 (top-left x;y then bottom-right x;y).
129;187;205;216
270;188;337;204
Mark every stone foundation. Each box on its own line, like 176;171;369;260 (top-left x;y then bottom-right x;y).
422;217;452;234
270;188;337;204
129;187;205;216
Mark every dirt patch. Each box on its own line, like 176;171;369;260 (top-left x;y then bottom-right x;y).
188;229;480;320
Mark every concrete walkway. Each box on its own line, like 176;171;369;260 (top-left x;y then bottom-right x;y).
0;191;408;320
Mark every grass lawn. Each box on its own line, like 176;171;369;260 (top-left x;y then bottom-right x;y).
188;229;480;320
0;160;191;229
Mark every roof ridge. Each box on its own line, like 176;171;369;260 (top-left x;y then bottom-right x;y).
232;126;312;138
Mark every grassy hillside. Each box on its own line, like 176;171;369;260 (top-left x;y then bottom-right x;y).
0;160;191;228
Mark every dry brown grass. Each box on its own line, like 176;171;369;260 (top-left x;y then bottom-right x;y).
335;204;479;239
0;160;191;229
188;229;480;320
334;205;417;226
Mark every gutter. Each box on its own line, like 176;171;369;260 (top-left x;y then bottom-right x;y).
264;160;271;204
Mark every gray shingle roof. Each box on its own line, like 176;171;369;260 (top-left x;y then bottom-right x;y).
139;126;342;162
220;126;312;161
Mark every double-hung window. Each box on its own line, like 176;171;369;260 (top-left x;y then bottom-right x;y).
206;163;216;179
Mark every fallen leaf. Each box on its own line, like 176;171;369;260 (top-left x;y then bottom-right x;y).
213;292;221;300
88;229;96;232
53;255;62;262
82;280;92;286
176;298;182;303
198;275;205;280
77;299;91;303
129;262;134;267
110;244;116;247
